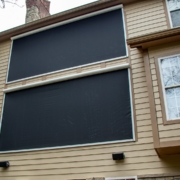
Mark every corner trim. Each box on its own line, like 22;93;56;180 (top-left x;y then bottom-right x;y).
142;49;160;148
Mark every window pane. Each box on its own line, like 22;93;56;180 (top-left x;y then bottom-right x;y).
166;88;175;98
161;56;180;87
177;97;180;107
170;56;179;67
166;97;176;108
163;75;173;87
162;67;171;77
161;59;169;68
171;9;180;27
162;67;173;87
172;66;180;85
168;107;178;119
175;87;180;96
167;0;180;11
165;88;180;120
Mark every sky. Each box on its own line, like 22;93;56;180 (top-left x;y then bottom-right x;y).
0;0;97;32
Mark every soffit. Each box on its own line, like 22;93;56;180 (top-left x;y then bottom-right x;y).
127;27;180;49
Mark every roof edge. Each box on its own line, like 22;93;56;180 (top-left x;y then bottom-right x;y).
0;0;138;42
127;27;180;49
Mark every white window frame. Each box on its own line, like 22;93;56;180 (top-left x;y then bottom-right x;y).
6;4;128;84
165;0;180;28
158;54;180;121
106;176;137;180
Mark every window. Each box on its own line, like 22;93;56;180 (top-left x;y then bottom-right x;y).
159;55;180;120
0;69;134;152
166;0;180;27
8;6;127;83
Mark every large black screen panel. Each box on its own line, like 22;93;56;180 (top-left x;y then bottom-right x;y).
8;9;126;82
0;70;133;152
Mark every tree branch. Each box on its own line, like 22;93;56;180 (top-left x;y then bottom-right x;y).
1;0;5;8
1;0;24;8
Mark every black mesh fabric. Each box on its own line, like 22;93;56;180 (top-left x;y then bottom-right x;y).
0;70;133;151
8;9;126;82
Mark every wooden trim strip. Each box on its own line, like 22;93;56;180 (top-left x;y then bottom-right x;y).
143;49;160;148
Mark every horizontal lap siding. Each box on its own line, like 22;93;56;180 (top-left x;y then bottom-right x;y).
0;45;160;179
125;0;168;38
148;42;180;142
1;1;180;179
0;41;10;116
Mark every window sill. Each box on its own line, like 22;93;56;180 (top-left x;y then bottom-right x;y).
164;119;180;125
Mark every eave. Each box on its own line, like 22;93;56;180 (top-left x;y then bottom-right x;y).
0;0;138;43
127;27;180;49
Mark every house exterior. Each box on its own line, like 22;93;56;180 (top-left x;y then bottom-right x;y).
0;0;180;179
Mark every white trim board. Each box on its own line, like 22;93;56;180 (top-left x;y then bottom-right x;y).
128;68;135;141
6;56;128;84
4;63;130;93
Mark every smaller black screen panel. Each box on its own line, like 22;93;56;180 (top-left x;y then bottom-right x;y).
8;9;126;82
0;70;133;152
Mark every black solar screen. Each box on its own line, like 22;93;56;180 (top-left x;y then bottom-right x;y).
0;69;133;151
8;9;126;82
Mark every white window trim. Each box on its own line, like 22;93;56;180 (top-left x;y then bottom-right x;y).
165;0;180;28
158;54;180;121
106;176;137;180
6;4;128;84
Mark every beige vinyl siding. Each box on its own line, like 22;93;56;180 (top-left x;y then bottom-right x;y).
0;41;180;179
125;0;168;38
0;40;10;116
1;0;180;179
148;42;180;143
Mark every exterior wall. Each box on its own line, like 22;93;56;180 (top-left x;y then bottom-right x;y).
0;0;180;179
0;40;11;115
124;0;168;38
148;41;180;143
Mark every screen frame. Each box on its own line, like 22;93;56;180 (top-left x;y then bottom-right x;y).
6;4;128;84
0;66;135;154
